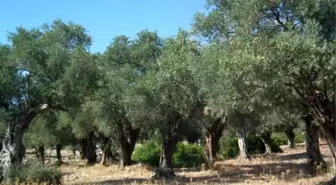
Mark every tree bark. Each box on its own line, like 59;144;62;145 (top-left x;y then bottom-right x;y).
285;128;296;149
304;114;326;167
99;134;117;166
204;118;225;169
0;123;27;180
79;139;87;160
155;117;181;179
321;123;336;168
117;123;140;168
37;145;45;164
260;133;272;154
86;131;97;164
237;125;251;160
56;144;62;165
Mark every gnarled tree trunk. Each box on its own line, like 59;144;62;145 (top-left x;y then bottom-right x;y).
155;118;181;179
304;114;325;167
117;122;140;168
237;123;250;160
99;134;113;166
79;139;87;160
260;132;272;154
56;144;62;165
0;122;28;180
321;123;336;168
86;131;97;164
37;145;45;164
285;127;296;149
204;118;225;169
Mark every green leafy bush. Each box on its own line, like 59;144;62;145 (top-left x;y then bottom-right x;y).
7;160;62;184
294;132;305;143
271;133;288;146
173;142;205;168
219;137;239;159
271;132;306;146
132;140;161;167
220;134;283;159
246;135;266;155
133;140;205;168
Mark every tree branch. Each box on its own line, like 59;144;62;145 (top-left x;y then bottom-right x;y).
271;9;288;31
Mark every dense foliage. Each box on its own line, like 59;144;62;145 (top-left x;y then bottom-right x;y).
132;141;205;168
8;161;62;184
0;0;334;181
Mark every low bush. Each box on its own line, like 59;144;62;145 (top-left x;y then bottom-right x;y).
220;134;283;159
271;133;288;146
132;140;205;168
271;132;306;146
294;132;305;143
173;142;205;168
7;160;62;184
219;137;239;159
132;140;161;167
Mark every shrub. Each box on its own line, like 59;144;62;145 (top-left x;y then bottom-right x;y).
173;142;205;168
219;137;239;159
132;140;161;167
271;132;306;146
220;134;283;159
246;135;265;155
294;132;305;143
133;140;205;168
271;132;288;146
7;160;62;184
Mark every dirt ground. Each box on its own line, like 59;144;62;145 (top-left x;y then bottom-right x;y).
58;143;335;185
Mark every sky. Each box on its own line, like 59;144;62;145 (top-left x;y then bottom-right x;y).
1;0;206;53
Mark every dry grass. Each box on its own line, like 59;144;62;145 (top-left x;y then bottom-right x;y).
56;142;335;185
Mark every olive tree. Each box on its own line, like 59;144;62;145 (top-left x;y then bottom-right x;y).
0;20;99;179
133;30;201;178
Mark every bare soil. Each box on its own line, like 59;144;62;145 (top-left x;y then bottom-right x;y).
54;142;335;185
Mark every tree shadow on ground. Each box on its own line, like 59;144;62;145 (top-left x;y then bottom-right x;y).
274;152;308;161
72;161;318;185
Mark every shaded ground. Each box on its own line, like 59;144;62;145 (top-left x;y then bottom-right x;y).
54;142;336;185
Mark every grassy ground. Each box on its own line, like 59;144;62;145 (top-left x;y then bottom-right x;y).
56;142;335;185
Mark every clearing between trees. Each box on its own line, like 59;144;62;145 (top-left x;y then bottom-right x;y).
53;143;333;185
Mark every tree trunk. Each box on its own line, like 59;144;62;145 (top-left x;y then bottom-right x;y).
99;134;116;166
155;118;181;179
56;144;62;165
237;125;250;160
37;145;45;164
101;144;112;166
260;133;272;154
205;135;214;169
321;123;336;168
204;118;225;169
71;144;77;156
79;139;87;160
86;132;97;164
304;114;326;167
285;128;296;149
117;123;140;168
0;123;27;180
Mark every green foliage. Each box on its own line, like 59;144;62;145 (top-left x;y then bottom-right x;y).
271;132;306;146
294;132;306;144
8;160;62;184
271;133;288;146
133;140;205;168
24;112;76;149
219;137;239;159
220;135;283;159
173;142;205;168
247;135;269;155
132;140;161;167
